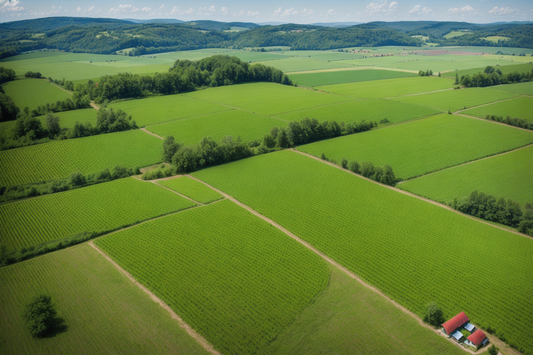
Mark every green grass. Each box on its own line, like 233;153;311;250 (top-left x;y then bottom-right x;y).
259;265;464;355
109;95;231;127
442;63;533;78
158;176;223;204
483;36;511;43
3;79;72;111
276;99;440;124
443;30;471;39
393;87;520;113
0;130;162;186
399;144;533;206
289;69;416;87
95;199;329;355
296;114;533;179
0;177;195;251
254;57;355;73
462;96;533;123
316;76;453;99
192;150;533;354
493;81;533;95
188;82;352;116
226;52;291;62
0;243;209;355
146;110;287;146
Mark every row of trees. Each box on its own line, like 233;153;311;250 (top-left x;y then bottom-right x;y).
418;69;433;76
0;90;19;121
448;190;533;235
31;92;91;117
321;153;397;186
459;66;533;87
485;114;533;130
24;71;42;78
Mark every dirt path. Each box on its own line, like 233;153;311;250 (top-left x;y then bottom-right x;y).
186;175;489;354
152;180;206;205
89;242;221;355
292;149;532;240
90;102;100;110
384;87;454;99
141;127;164;140
454;113;533;133
454;95;524;114
398;143;533;184
46;79;73;95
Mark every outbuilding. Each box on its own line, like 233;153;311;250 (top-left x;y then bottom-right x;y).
442;312;470;336
465;329;489;349
451;330;464;343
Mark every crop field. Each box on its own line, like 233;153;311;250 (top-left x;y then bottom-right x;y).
462;96;533;123
400;145;533;206
2;79;72;111
255;57;355;73
260;265;464;355
483;36;511;43
228;51;291;62
0;178;195;251
146;110;286;146
109;95;231;127
189;82;352;116
276;99;440;124
297;114;533;179
316;76;453;99
158;176;223;204
494;81;533;95
0;243;208;355
95;200;330;355
443;30;471;39
192;150;533;354
0;130;162;186
442;62;533;78
393;87;520;113
288;69;416;87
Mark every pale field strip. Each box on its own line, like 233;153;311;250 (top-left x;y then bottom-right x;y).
187;172;521;354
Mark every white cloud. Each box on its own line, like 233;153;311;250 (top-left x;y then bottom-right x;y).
183;7;194;15
409;5;431;15
389;2;398;9
209;5;215;12
88;6;94;12
1;0;24;11
221;6;228;15
76;6;81;12
274;6;315;17
448;5;474;14
489;6;515;15
170;5;179;15
142;7;150;12
363;1;398;16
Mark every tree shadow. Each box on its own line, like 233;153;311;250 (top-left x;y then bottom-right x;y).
38;316;68;338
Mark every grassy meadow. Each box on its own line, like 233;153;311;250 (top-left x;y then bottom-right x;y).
289;69;416;87
158;176;223;204
442;62;533;79
0;243;209;355
493;81;533;95
462;96;533;123
0;178;195;251
0;130;162;186
400;144;533;206
3;79;72;111
255;57;355;73
192;150;533;354
95;200;330;355
146;110;286;146
297;114;533;179
316;76;454;99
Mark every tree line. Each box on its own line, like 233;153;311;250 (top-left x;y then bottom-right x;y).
485;114;533;130
459;66;533;87
448;190;533;236
320;153;397;186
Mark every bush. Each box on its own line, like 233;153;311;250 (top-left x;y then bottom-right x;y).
22;294;58;338
488;344;498;355
423;301;445;326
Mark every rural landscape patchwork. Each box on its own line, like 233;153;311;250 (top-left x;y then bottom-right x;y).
0;14;532;355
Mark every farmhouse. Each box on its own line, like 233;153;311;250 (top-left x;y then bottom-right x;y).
465;329;489;349
441;311;469;336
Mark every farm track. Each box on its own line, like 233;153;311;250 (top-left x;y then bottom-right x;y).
288;66;419;75
46;79;73;95
292;149;532;240
140;127;164;140
89;242;222;355
454;95;526;114
186;175;494;354
397;142;533;185
455;113;533;132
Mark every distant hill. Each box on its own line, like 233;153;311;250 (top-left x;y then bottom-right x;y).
0;17;133;31
123;19;184;24
178;20;260;31
312;22;362;28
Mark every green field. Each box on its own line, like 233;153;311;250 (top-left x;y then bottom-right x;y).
0;178;195;251
276;99;440;124
400;145;533;206
146;110;286;146
3;79;72;111
393;87;520;113
158;176;223;204
297;114;533;179
462;96;533;123
260;265;464;355
0;243;208;355
0;130;162;186
483;36;511;43
189;82;352;116
255;57;354;73
192;150;533;354
95;200;329;355
316;76;453;99
443;30;471;39
289;69;416;87
109;95;231;127
494;81;533;95
442;63;533;78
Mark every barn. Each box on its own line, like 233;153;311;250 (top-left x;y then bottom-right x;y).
465;329;489;349
441;311;469;336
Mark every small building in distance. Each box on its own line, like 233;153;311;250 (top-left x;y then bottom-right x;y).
465;329;489;349
442;311;470;336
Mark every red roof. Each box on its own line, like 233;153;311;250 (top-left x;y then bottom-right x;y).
467;329;487;346
442;312;469;334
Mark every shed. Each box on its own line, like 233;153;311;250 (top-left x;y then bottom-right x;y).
451;330;464;342
442;312;469;336
465;329;488;349
464;322;475;332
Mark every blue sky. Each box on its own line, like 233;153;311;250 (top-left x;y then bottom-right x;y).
1;0;532;23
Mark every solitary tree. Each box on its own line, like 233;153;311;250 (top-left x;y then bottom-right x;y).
22;294;58;338
46;113;61;136
423;301;444;326
455;73;459;85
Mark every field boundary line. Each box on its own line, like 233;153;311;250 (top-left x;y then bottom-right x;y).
398;142;533;185
291;149;532;240
187;174;489;354
383;87;454;99
141;108;235;128
288;67;419;75
89;242;222;355
454;95;524;114
454;113;533;133
151;179;208;205
141;127;164;140
45;78;73;95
